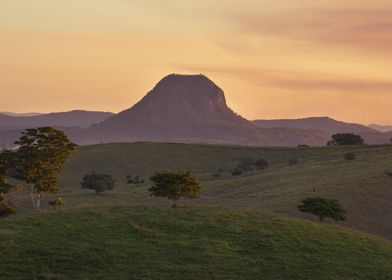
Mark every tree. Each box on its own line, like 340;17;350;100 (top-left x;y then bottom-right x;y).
254;159;269;170
0;151;17;217
149;170;202;208
343;153;356;161
81;173;115;193
297;197;346;222
327;133;364;146
11;127;77;209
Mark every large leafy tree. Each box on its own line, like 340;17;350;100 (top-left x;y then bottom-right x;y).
297;197;346;222
149;170;202;208
327;133;364;146
12;127;77;209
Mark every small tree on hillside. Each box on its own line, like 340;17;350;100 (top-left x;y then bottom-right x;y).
149;170;202;208
327;133;364;146
81;173;115;194
297;197;346;222
0;152;17;217
11;128;78;209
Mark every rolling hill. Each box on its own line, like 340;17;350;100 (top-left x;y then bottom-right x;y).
11;142;392;239
1;206;392;279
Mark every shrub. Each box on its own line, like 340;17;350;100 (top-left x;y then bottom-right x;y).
48;197;65;209
254;159;269;170
298;144;310;148
126;175;144;184
0;202;16;218
81;173;115;194
231;168;243;176
297;197;346;222
289;158;298;166
344;153;356;161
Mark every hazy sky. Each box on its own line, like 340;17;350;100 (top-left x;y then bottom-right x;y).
1;0;392;124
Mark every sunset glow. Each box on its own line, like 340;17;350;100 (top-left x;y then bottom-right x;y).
1;0;391;124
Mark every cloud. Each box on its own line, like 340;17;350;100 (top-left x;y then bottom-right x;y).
178;64;392;93
227;4;392;51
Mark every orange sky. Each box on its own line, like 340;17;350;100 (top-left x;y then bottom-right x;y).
1;0;391;124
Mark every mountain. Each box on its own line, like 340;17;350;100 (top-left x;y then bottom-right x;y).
76;74;328;146
369;124;392;133
0;74;389;147
254;117;390;145
0;110;114;131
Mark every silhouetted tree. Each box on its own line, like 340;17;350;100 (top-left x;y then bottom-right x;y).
149;170;202;208
81;173;115;194
327;133;364;146
297;197;346;222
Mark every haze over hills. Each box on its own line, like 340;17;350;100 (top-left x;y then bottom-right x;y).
369;124;392;133
0;110;114;131
0;112;42;117
0;74;391;147
253;117;377;134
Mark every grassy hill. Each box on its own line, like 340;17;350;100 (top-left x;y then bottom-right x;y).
1;206;392;280
13;142;392;239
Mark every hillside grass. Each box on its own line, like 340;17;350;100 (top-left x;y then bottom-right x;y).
1;206;392;280
13;142;392;239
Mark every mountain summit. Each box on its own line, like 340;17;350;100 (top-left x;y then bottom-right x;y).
84;74;255;144
103;74;247;127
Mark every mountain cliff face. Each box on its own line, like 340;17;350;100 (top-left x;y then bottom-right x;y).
82;74;261;144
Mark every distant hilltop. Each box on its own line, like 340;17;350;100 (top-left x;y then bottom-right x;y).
0;74;391;147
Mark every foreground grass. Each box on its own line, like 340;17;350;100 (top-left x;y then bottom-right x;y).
1;206;392;280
